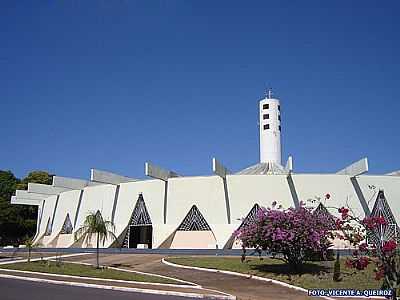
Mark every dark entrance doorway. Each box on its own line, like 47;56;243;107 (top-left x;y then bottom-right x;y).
128;225;153;248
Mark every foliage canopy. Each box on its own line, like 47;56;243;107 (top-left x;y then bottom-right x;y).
0;170;53;246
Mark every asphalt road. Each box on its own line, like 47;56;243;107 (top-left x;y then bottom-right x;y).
0;278;201;300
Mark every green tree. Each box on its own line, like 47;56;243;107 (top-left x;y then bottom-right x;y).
16;171;53;190
74;211;117;268
0;170;53;246
0;170;19;200
0;170;24;245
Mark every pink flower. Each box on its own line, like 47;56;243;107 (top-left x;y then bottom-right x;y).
359;243;368;252
377;216;387;225
338;207;349;219
362;216;387;229
382;240;397;253
355;257;370;270
335;219;344;230
345;259;354;268
345;257;370;270
235;201;335;269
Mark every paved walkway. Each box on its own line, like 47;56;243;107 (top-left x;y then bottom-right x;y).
3;253;384;300
65;254;318;300
0;254;231;299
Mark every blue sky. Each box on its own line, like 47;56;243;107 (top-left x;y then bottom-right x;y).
1;1;399;179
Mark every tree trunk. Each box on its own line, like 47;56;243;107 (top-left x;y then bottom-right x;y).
96;232;99;269
28;248;31;263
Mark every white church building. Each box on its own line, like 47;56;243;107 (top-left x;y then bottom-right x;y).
11;90;400;249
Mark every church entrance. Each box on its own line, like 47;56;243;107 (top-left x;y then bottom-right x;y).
128;225;153;249
122;193;153;249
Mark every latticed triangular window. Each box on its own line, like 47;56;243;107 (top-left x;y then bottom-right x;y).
313;203;335;226
238;204;261;230
44;217;52;236
177;205;211;231
129;193;152;226
122;194;152;248
367;190;400;247
60;213;73;234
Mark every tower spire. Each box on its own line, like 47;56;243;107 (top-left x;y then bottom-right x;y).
266;88;273;99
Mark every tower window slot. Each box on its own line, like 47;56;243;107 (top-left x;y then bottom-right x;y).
263;114;269;120
263;104;269;110
264;124;270;130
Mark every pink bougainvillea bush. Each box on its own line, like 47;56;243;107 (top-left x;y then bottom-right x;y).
335;208;400;299
235;194;399;298
234;201;336;270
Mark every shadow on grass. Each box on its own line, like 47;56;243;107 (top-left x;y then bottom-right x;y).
109;263;132;268
249;261;331;276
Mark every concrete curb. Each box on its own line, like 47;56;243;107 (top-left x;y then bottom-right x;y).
0;273;236;300
0;268;200;289
162;258;336;300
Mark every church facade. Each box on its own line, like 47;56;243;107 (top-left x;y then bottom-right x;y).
11;90;400;249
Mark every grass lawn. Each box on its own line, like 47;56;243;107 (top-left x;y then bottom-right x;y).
166;256;387;291
0;260;178;284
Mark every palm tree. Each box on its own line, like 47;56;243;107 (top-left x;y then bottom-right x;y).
74;210;117;268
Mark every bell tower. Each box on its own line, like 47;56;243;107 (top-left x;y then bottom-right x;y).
259;88;281;165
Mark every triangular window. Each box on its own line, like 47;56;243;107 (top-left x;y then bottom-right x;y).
368;191;399;247
224;204;261;249
237;204;261;230
129;193;152;226
60;213;73;234
313;203;335;225
177;205;211;231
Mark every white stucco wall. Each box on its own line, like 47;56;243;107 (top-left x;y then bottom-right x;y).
292;174;366;218
113;179;165;246
31;173;400;249
74;184;116;247
34;194;58;245
75;184;116;225
170;231;217;249
167;176;227;226
357;175;400;223
227;174;293;225
51;190;81;234
45;189;82;247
